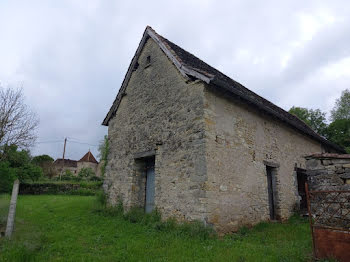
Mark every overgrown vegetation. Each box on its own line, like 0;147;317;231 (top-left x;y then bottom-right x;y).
98;135;109;177
0;194;313;261
95;192;215;240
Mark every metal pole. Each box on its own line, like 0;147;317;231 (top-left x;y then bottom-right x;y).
305;182;316;259
60;138;67;180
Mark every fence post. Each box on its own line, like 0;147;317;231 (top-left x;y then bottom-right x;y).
5;179;20;238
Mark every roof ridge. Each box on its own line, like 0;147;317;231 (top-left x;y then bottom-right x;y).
102;26;345;153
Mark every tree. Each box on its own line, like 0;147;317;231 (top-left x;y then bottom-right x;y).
289;107;327;136
331;89;350;121
32;154;54;166
32;154;56;179
0;87;39;149
0;144;43;192
325;119;350;153
98;135;109;176
78;167;95;180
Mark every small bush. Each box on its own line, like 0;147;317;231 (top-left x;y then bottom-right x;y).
78;167;95;180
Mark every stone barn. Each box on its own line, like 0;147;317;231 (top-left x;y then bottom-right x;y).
102;26;344;232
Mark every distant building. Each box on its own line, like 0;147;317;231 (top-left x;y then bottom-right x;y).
54;150;101;176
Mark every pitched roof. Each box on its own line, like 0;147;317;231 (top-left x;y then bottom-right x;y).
78;151;98;164
102;26;345;153
54;159;77;167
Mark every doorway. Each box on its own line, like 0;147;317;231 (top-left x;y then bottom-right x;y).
266;166;278;220
296;168;307;212
144;158;155;213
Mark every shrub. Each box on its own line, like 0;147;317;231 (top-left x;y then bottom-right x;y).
78;167;95;180
98;135;109;176
61;170;76;181
0;161;16;193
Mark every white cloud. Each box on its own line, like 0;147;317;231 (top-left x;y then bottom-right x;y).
0;0;349;159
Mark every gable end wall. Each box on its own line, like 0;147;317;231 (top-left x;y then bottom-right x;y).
104;38;209;221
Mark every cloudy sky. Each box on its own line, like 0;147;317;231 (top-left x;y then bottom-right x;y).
1;1;349;160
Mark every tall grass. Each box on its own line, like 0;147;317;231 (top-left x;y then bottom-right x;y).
0;195;313;261
95;193;216;240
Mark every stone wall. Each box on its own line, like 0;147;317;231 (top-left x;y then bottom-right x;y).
203;87;323;232
104;37;208;221
305;154;350;191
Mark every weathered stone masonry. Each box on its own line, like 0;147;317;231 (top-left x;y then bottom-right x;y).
203;87;324;232
104;38;208;221
103;26;345;233
306;153;350;191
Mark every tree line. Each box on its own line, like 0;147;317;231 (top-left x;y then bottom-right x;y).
289;89;350;153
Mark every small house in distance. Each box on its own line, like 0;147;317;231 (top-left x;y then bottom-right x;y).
54;150;101;177
102;26;344;233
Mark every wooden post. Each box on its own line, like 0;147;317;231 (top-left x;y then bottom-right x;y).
5;179;20;238
60;138;67;180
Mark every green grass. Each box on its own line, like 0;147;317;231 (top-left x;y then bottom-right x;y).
0;194;10;234
0;195;313;261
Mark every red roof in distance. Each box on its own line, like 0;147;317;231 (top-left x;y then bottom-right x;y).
78;151;98;164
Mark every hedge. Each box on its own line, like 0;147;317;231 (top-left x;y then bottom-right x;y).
19;181;103;196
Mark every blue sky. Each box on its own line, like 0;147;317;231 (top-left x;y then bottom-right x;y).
0;0;349;160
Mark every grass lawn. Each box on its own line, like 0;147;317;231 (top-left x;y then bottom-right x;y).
0;194;313;262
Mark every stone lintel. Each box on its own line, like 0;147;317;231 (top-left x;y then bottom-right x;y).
263;160;280;168
133;150;156;159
